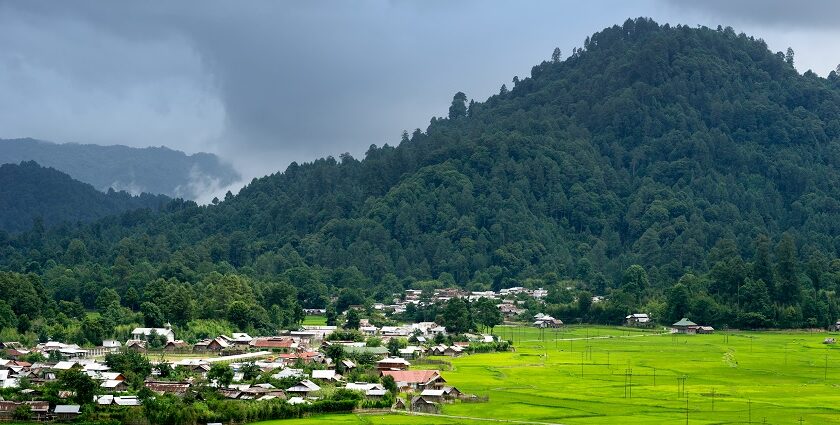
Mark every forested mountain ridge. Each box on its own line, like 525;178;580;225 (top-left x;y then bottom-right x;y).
4;18;840;338
0;161;170;233
0;138;240;199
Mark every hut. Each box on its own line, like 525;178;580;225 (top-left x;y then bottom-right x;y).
671;318;698;334
410;396;439;413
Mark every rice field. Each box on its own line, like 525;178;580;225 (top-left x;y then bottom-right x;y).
253;325;840;424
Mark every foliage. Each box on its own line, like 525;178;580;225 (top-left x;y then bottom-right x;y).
3;19;840;337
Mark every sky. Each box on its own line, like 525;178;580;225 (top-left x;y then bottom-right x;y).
1;0;839;192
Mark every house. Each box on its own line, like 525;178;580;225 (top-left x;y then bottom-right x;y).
124;340;147;351
359;326;378;336
832;320;840;332
272;368;305;380
95;395;140;406
286;380;320;396
193;337;230;352
442;386;462;399
90;340;122;356
381;370;445;390
346;382;386;399
376;357;411;371
398;346;424;360
430;345;464;357
130;326;175;343
145;381;191;395
340;359;356;370
163;340;190;351
54;405;81;421
410;396;439;413
311;369;341;382
228;333;254;346
100;379;128;392
26;401;50;420
533;314;563;328
419;388;445;402
250;337;298;352
625;313;651;326
697;326;715;334
671;318;699;334
0;401;49;421
393;397;407;410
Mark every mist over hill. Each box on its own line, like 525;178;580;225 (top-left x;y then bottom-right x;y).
0;138;240;200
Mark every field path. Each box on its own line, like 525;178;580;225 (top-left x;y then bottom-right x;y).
402;411;565;425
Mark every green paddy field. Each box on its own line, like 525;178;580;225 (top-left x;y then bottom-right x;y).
255;325;840;424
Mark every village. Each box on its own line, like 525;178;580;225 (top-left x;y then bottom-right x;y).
0;285;722;423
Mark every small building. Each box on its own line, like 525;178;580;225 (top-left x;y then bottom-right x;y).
398;346;424;360
625;313;650;326
533;314;563;328
311;369;341;382
54;405;81;421
393;397;407;410
419;388;445;402
124;340;147;351
697;326;715;334
130;326;175;343
144;381;191;396
193;337;230;352
163;340;190;351
100;379;128;392
442;386;462;399
250;337;298;352
381;370;445;390
286;379;320;396
832;320;840;332
671;318;699;334
376;357;411;371
410;396;439;414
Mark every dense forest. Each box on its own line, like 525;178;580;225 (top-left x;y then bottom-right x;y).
4;19;840;345
0;138;240;199
0;161;169;233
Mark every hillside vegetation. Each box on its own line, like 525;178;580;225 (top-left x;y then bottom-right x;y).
0;161;169;233
3;19;840;343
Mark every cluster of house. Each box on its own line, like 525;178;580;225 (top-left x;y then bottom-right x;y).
384;287;547;316
0;401;82;422
0;316;492;420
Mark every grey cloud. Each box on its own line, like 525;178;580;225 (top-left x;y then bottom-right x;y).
662;0;840;28
2;0;838;187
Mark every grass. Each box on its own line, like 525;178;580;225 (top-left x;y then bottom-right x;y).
302;315;327;326
252;325;840;424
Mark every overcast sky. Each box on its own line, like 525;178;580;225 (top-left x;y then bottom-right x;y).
2;0;839;186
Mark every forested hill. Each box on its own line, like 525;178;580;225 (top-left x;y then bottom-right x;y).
0;138;240;199
5;19;840;331
0;161;170;233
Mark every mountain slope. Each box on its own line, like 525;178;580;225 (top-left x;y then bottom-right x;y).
5;19;840;327
0;138;240;199
0;161;170;233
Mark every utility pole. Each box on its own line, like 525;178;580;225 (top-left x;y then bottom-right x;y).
685;396;689;425
748;398;752;424
711;387;715;411
824;352;828;380
581;352;584;377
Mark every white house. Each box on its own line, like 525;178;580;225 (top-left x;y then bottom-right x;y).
130;326;175;343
